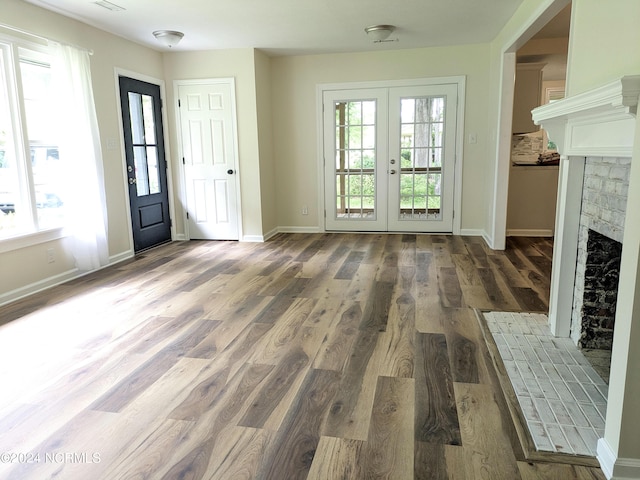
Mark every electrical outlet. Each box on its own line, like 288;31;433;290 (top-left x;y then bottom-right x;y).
46;248;55;263
302;205;308;215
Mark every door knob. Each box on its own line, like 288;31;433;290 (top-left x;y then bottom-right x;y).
227;169;234;174
390;159;396;164
129;177;137;184
389;169;396;174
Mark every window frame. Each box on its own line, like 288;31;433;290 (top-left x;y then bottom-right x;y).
0;36;67;251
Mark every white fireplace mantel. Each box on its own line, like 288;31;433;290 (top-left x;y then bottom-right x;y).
532;75;640;157
530;76;640;340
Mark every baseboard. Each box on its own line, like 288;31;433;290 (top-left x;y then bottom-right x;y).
0;268;79;307
277;226;323;234
481;230;495;249
0;249;135;308
173;233;187;241
507;229;554;237
459;229;485;237
242;234;266;242
109;249;134;265
263;228;279;241
597;438;640;480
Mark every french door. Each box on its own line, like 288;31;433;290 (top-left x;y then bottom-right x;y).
324;83;458;232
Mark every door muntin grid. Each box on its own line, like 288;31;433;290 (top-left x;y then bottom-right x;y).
334;99;377;220
398;96;445;221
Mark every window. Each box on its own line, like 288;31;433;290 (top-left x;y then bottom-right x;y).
0;42;64;239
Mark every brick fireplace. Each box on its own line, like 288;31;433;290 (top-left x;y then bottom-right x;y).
572;157;629;349
531;76;640;343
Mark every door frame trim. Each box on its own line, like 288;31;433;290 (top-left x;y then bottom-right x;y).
114;68;178;253
173;77;243;241
316;76;466;234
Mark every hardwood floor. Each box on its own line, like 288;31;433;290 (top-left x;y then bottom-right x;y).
0;234;605;479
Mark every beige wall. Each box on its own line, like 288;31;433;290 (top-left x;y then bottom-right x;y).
162;49;266;240
1;0;164;300
567;0;640;96
254;50;277;235
506;166;559;235
270;44;491;231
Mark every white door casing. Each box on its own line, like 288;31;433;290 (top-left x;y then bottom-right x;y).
178;80;240;240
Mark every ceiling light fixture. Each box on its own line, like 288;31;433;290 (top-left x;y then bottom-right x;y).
152;30;184;48
364;25;396;43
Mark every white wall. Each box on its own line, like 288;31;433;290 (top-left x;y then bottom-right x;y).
1;0;164;303
270;45;491;232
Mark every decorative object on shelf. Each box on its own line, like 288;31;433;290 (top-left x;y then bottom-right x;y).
537;151;560;165
511;130;545;165
152;30;184;48
364;25;397;43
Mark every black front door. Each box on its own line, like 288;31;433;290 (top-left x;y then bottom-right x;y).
119;77;171;252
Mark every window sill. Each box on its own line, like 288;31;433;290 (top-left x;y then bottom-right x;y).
0;227;67;254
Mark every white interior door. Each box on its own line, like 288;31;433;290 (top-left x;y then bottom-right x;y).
178;81;240;240
323;82;458;233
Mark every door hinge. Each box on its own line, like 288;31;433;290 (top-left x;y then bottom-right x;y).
178;99;181;108
452;210;455;219
186;211;189;219
182;157;185;165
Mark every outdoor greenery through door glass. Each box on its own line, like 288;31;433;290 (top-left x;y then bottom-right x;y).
399;96;444;220
334;100;376;219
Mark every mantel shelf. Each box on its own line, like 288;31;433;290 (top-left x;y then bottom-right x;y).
531;75;640;158
533;76;640;124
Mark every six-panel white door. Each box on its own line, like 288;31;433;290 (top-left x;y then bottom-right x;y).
178;81;239;240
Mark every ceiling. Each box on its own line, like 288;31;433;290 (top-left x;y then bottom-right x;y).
24;0;527;56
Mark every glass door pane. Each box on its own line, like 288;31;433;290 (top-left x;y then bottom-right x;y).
398;96;444;221
334;100;376;219
324;88;388;231
128;92;160;197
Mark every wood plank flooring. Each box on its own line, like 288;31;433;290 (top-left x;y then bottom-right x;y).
0;234;605;479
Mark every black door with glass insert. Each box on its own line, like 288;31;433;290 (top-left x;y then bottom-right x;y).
119;77;171;252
